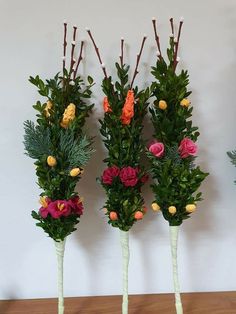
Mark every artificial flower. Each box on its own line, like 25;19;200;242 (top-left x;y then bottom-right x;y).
110;211;118;220
102;166;120;185
68;197;84;215
168;206;177;215
152;202;160;211
180;98;191;107
47;155;57;167
119;166;138;187
61;103;76;128
149;141;165;158
158;100;167;110
48;200;71;218
44;100;53;117
70;168;81;177
121;90;135;125
103;96;112;113
134;211;143;220
186;204;196;213
179;138;197;158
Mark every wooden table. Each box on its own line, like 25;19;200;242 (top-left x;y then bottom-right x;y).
0;292;236;313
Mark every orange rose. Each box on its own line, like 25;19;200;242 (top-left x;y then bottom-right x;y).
121;90;135;125
103;97;112;113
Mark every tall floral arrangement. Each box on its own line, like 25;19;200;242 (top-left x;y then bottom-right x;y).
23;23;94;314
147;18;208;314
87;28;150;314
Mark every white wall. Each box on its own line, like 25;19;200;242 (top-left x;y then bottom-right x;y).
0;0;236;300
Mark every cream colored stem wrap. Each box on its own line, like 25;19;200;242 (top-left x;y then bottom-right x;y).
54;239;66;314
120;230;130;314
170;226;183;314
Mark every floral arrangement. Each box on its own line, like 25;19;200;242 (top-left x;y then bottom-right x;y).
147;18;208;226
24;22;94;242
87;29;150;314
147;18;209;314
87;30;150;231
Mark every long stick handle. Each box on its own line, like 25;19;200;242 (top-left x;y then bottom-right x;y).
170;226;183;314
54;239;66;314
120;230;130;314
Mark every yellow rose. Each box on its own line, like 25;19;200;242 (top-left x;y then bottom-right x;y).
39;196;48;208
47;156;57;167
186;204;196;213
152;202;160;211
44;100;53;117
180;98;191;107
159;100;167;110
61;103;76;128
168;206;177;215
70;168;81;177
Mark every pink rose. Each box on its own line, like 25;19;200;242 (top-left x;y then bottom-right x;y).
179;138;197;158
102;166;120;185
149;141;165;158
48;200;71;218
68;197;84;216
119;166;138;187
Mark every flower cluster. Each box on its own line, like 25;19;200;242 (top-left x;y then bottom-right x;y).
102;166;148;187
149;138;197;159
39;196;83;219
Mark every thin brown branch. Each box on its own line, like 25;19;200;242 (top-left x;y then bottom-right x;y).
69;26;77;75
120;37;124;67
86;28;108;78
152;18;162;59
73;41;84;79
170;17;174;36
63;21;67;73
130;36;147;88
173;19;184;71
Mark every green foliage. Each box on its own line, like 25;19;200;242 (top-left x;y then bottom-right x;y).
32;210;80;241
99;63;151;231
147;38;209;226
227;150;236;184
24;68;94;240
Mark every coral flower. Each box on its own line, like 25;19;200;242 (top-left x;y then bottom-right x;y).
121;90;135;125
134;211;143;220
110;211;118;221
103;96;112;113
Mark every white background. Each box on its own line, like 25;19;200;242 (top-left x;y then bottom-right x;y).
0;0;236;300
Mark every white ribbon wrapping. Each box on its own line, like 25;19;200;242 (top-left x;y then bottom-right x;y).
169;226;183;314
120;230;130;314
54;239;66;314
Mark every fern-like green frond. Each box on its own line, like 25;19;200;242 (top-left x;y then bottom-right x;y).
23;120;52;159
59;130;94;168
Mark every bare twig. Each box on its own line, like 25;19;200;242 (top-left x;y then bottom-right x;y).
130;35;147;88
63;21;67;73
70;26;77;74
173;18;184;71
120;37;124;67
86;28;108;78
152;18;162;59
73;41;84;79
170;17;174;36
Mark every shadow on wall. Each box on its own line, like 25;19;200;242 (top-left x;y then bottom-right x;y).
72;112;109;293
